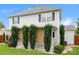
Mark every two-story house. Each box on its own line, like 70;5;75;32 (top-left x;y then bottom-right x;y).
8;6;61;51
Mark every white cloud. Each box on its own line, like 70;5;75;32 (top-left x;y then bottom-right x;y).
61;18;73;25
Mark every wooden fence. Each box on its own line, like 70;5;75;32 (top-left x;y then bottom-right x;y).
74;35;79;45
0;35;9;43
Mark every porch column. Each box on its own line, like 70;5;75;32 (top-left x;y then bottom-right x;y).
50;29;54;52
50;38;54;52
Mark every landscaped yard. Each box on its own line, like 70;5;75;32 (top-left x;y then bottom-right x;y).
62;47;79;55
1;44;79;55
0;44;51;55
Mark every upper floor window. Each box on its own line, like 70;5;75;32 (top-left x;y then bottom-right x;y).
52;12;55;21
47;12;52;22
38;12;55;22
12;17;20;24
41;13;46;22
47;17;51;21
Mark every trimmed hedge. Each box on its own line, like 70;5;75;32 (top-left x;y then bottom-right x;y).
3;33;5;43
54;45;64;54
29;25;37;49
22;26;29;49
60;25;65;46
44;24;52;52
8;26;19;47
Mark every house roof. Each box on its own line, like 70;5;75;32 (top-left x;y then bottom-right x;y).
8;6;61;18
65;25;75;31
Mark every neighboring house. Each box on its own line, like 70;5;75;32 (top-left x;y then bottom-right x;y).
65;25;75;45
8;6;61;51
0;28;10;43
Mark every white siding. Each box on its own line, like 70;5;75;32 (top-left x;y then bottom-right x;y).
9;11;60;46
9;14;39;28
65;31;74;44
9;11;60;28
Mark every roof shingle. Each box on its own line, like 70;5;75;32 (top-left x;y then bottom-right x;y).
9;6;61;18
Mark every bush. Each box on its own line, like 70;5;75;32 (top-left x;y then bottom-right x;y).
22;26;29;49
29;25;37;49
8;41;12;47
44;24;52;52
60;25;65;46
64;41;67;46
3;33;5;43
54;45;64;54
9;26;19;47
8;36;12;47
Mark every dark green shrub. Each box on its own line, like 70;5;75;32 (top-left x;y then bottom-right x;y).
44;24;52;52
76;19;79;35
8;36;12;47
22;26;29;49
3;33;5;43
54;45;64;54
9;26;19;47
29;25;37;49
60;25;65;46
64;41;67;46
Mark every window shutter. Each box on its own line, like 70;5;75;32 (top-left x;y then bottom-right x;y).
39;14;41;22
18;17;19;24
52;12;55;21
13;17;14;24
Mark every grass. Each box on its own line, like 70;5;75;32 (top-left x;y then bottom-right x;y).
62;47;79;55
0;44;51;55
1;44;79;55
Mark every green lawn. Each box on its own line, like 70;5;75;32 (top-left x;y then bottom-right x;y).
0;44;51;55
1;44;79;55
62;47;79;55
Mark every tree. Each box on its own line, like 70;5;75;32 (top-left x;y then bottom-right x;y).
60;25;65;46
29;25;37;49
22;26;29;49
0;21;5;29
44;24;52;52
76;18;79;35
3;32;5;42
9;26;19;47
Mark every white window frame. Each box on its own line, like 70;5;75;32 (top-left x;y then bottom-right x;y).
12;17;19;24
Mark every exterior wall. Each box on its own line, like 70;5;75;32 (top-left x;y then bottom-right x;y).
9;11;60;28
0;30;5;35
65;31;74;44
36;29;44;44
8;10;61;51
52;29;60;46
17;30;24;48
9;10;60;44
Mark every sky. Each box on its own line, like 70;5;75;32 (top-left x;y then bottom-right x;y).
0;4;79;28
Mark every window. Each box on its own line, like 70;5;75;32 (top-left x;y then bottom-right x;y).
41;17;46;22
41;13;46;22
47;12;52;22
53;32;55;38
47;17;51;21
52;12;55;21
12;17;20;24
